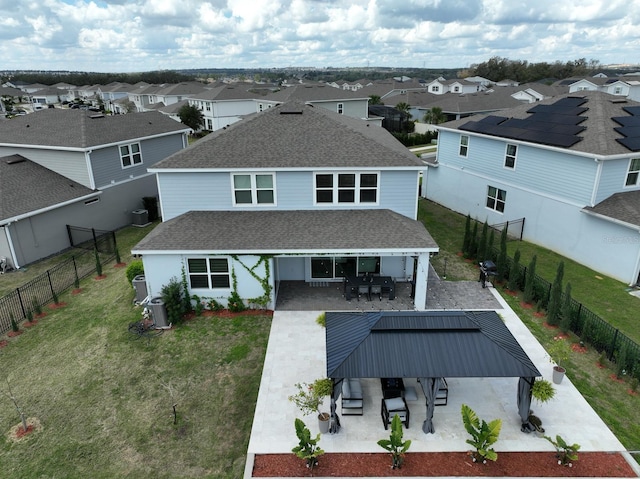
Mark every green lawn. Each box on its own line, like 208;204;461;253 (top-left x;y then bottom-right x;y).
419;198;640;459
0;226;271;478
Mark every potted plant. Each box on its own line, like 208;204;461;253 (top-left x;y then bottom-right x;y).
531;378;555;404
461;404;502;463
377;414;411;469
544;434;580;467
548;338;571;384
291;418;324;473
288;378;333;434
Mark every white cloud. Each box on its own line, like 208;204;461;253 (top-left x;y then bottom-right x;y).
0;0;639;71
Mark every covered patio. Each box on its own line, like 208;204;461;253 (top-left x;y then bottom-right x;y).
245;287;630;477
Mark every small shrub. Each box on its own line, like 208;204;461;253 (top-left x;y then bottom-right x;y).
161;277;186;325
316;312;326;328
291;418;324;472
227;291;246;313
207;299;224;311
52;290;59;305
377;414;411;469
10;314;19;333
523;255;537;304
32;297;42;316
461;404;501;463
192;295;205;317
26;310;33;323
125;260;144;284
115;247;122;264
544;434;580;466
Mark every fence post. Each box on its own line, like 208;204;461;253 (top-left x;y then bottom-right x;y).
609;329;620;361
16;288;26;318
92;228;98;251
66;224;74;247
576;303;583;333
520;218;525;241
72;256;79;284
47;270;55;298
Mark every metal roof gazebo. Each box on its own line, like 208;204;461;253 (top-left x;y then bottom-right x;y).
325;310;541;434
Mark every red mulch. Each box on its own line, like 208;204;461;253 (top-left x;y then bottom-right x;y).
35;312;47;319
542;322;558;330
114;262;127;268
572;344;587;353
7;330;23;337
72;288;83;295
534;312;546;318
94;274;107;280
0;340;8;349
629;389;638;396
14;425;34;439
182;309;274;321
252;451;638;477
610;374;626;384
23;320;38;328
503;289;518;297
48;302;67;310
596;362;607;369
519;302;533;309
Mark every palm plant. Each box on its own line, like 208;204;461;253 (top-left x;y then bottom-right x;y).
377;414;411;469
461;404;502;463
291;418;324;472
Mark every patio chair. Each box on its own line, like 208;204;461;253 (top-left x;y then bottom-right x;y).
381;396;409;429
370;283;382;301
341;378;363;415
357;284;370;301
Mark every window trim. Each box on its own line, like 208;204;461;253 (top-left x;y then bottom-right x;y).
504;143;517;169
459;135;469;157
624;158;640;187
187;257;231;290
486;185;507;213
119;142;143;169
231;172;276;206
337;103;344;114
313;171;380;206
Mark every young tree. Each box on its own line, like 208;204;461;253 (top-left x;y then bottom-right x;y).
487;229;495;261
523;255;537;304
477;220;488;262
546;261;565;326
496;227;508;281
507;249;521;292
178;104;205;131
462;214;471;256
468;221;478;260
368;95;383;105
560;282;573;333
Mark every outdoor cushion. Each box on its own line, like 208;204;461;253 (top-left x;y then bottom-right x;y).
349;379;362;398
342;380;351;398
385;397;405;411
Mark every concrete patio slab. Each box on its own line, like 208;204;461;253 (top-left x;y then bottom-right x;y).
245;283;637;478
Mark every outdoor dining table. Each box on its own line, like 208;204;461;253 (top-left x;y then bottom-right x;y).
344;274;395;301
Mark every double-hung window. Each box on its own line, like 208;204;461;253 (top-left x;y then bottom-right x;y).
486;186;506;213
625;158;640;186
459;135;469;157
187;258;230;289
232;173;275;205
315;172;379;205
120;143;142;168
504;144;517;169
337;103;344;114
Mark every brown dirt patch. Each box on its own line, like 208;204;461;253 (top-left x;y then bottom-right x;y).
182;309;274;321
628;389;638;396
520;302;533;309
35;312;47;319
94;274;108;280
252;451;638;477
7;330;23;337
114;262;127;268
542;322;558;330
7;417;42;443
48;302;67;310
610;374;626;384
72;288;83;295
534;312;546;318
23;320;38;328
0;340;8;349
572;344;587;353
503;289;518;297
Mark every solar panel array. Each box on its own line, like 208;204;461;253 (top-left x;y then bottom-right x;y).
459;97;588;148
613;106;640;151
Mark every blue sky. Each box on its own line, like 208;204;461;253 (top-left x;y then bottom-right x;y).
1;0;639;73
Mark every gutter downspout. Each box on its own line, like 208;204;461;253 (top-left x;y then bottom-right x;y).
4;223;20;270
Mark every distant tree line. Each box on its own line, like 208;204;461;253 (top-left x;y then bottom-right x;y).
3;70;196;86
465;57;603;83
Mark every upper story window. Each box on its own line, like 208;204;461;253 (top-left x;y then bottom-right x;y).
119;143;142;168
625;158;640;186
614;86;623;95
504;144;517;169
232;173;275;206
187;258;230;289
459;135;469;157
337;103;344;114
453;86;460;92
431;85;440;93
259;103;264;112
486;186;506;213
315;172;379;205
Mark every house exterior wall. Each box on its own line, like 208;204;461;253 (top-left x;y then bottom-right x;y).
425;161;640;284
157;169;420;222
141;253;274;308
90;134;185;188
0;147;91;188
595;158;640;203
438;131;598;205
0;227;12;268
312;99;369;119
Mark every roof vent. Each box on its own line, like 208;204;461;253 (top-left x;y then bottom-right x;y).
611;98;627;104
280;110;303;115
89;114;104;119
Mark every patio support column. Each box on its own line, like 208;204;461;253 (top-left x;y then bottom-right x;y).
413;253;429;311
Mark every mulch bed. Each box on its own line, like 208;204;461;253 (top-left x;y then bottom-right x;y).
252;451;638;477
48;302;67;310
94;274;107;280
519;302;533;309
182;309;274;321
7;330;23;337
23;320;38;328
114;262;127;268
0;340;8;349
72;288;83;295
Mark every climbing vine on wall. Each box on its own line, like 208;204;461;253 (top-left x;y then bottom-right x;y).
231;254;273;309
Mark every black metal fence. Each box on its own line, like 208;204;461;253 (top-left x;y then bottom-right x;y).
490;218;526;241
501;252;640;380
0;230;117;336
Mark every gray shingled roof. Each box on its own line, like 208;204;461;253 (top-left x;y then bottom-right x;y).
132;209;438;253
0;154;97;222
265;84;367;102
153;101;423;170
583;190;640;228
440;90;640;156
0;110;190;149
326;310;540;379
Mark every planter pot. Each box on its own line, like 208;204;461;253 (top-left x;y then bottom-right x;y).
552;366;566;384
318;412;330;434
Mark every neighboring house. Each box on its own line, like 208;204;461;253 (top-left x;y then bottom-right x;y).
425;78;480;95
425;91;640;285
31;87;64;106
132;101;438;310
0;110;191;268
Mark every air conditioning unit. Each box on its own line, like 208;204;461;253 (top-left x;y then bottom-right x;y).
132;209;149;227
